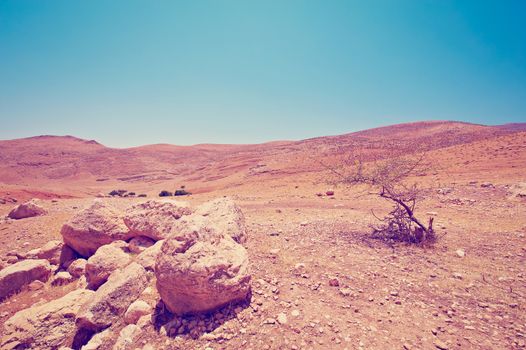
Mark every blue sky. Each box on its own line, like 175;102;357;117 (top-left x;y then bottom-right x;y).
1;1;525;147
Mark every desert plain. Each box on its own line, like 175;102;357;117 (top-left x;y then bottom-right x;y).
0;120;525;350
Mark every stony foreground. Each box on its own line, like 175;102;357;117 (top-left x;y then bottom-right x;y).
0;182;525;349
0;197;251;350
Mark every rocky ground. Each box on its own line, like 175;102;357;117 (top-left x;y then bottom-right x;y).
0;122;525;349
0;179;524;350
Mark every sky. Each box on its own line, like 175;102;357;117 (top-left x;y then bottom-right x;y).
1;0;525;147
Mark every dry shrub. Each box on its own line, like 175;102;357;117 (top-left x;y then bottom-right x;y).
322;145;437;245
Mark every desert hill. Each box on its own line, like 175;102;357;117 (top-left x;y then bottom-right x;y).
0;121;524;198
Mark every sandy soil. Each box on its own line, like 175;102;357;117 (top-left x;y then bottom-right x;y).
0;121;525;349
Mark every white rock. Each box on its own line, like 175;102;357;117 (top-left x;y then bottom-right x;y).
8;199;47;220
1;289;94;349
67;258;87;278
135;240;164;271
124;300;152;325
277;312;288;324
124;200;192;241
0;259;52;299
113;324;142;350
76;263;148;332
61;200;132;257
51;271;74;286
25;240;63;265
192;197;247;244
156;225;251;315
85;244;131;289
80;329;111;350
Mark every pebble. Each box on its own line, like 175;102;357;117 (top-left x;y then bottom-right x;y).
339;288;352;296
455;249;465;258
329;278;340;287
277;313;288;325
291;310;300;317
433;339;449;349
264;318;276;325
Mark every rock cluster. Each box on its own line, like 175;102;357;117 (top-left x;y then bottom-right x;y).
1;197;251;349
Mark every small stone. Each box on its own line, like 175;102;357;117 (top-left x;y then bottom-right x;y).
27;280;45;291
277;312;288;325
339;288;352;296
455;249;465;258
452;272;463;279
124;300;152;325
67;259;87;278
51;271;74;286
434;339;449;349
264;318;276;324
328;278;340;287
291;310;300;317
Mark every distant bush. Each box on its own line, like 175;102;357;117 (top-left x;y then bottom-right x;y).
138;194;147;198
159;190;173;197
109;189;127;197
128;192;136;196
174;189;191;196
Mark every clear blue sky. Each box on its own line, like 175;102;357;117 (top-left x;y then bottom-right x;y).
1;1;525;147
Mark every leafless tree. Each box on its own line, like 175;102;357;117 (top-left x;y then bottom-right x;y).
323;148;436;244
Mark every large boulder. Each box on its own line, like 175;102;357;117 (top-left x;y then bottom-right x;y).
8;199;47;220
61;200;132;257
0;259;52;300
85;243;131;289
155;225;251;315
123;200;192;241
25;240;63;265
1;289;94;349
192;197;247;244
76;262;148;332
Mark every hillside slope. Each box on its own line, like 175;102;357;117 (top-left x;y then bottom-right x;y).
0;121;524;197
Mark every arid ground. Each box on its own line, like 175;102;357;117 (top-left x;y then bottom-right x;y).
1;121;525;350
